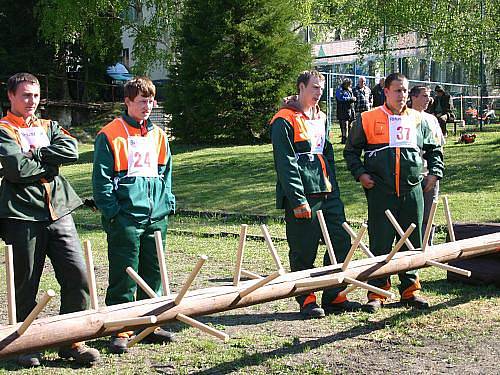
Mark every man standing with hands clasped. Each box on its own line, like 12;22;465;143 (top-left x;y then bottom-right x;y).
344;73;444;313
270;70;361;319
0;73;100;367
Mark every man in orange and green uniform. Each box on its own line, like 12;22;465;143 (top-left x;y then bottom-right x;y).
270;70;360;319
344;73;444;313
0;73;99;367
92;77;175;353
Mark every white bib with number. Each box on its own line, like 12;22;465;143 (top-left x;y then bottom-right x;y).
119;118;158;178
306;119;325;154
17;126;51;153
388;115;417;149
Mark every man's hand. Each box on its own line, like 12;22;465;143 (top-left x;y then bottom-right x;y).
423;175;438;193
293;203;312;219
359;173;375;189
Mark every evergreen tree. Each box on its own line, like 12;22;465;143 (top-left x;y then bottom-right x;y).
166;0;311;144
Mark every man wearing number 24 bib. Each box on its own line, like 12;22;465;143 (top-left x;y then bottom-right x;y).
344;73;444;313
92;77;175;353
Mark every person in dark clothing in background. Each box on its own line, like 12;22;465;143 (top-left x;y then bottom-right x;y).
427;85;455;135
335;78;356;144
372;77;385;108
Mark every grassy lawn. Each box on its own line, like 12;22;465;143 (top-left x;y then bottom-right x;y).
0;123;498;374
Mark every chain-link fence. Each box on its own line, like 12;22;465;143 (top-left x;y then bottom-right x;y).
321;72;498;131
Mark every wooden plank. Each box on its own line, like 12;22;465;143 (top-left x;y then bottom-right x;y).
442;196;456;242
5;245;16;325
341;224;368;271
260;225;285;272
175;256;208;305
154;231;171;296
385;210;415;250
17;290;56;335
317;210;337;264
385;224;416;262
233;225;248;286
83;240;99;310
422;200;438;252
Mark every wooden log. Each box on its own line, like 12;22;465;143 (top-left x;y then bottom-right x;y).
240;269;263;280
83;240;99;310
342;222;374;258
5;245;16;325
294;275;344;290
316;210;337;265
126;267;157;299
422;200;438;252
0;232;498;358
17;290;56;336
175;256;208;305
154;231;171;296
442;196;456;242
260;225;285;272
104;316;157;329
233;224;248;286
385;224;416;263
343;277;395;299
176;313;229;342
385;210;415;250
239;271;282;298
426;260;471;277
341;224;368;271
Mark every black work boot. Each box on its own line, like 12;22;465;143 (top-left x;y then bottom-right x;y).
109;332;132;354
400;295;430;310
300;302;325;319
58;342;100;365
323;300;362;315
16;353;41;368
362;299;383;313
139;328;176;344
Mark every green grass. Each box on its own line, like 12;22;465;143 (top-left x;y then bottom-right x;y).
0;123;499;373
68;124;500;225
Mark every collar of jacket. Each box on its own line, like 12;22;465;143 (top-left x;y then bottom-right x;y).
383;103;410;116
4;111;38;127
121;112;154;131
279;95;322;120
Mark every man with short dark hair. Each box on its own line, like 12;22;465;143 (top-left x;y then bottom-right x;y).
344;73;444;313
427;85;455;135
93;76;175;353
270;70;360;319
0;73;100;367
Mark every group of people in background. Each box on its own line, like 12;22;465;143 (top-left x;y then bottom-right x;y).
335;75;455;142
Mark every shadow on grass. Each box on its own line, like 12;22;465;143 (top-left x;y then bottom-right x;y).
186;281;499;375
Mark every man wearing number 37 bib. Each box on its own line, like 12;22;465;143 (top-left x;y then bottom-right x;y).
92;77;175;353
344;73;444;313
